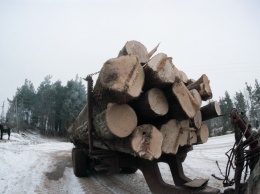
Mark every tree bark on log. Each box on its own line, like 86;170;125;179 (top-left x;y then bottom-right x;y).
130;88;169;119
200;101;222;121
118;40;159;64
187;74;212;101
67;104;89;144
143;54;176;90
166;80;201;120
161;119;181;154
94;103;137;139
70;124;162;161
95;124;163;160
186;79;196;86
93;55;145;105
196;123;209;144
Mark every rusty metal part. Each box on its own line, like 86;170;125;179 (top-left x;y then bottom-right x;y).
85;75;94;153
87;147;220;194
135;147;219;194
216;108;260;193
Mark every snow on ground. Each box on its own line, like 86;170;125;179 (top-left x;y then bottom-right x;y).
183;134;235;192
0;130;238;193
0;130;84;194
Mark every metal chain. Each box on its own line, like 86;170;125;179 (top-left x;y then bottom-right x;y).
86;71;100;78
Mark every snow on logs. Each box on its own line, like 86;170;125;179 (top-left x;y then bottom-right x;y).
68;40;220;161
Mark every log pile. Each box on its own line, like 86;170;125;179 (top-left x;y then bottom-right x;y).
68;40;221;161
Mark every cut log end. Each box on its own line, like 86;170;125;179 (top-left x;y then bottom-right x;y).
187;74;212;101
131;124;163;160
201;101;222;121
196;124;209;144
94;55;145;104
167;80;199;119
149;88;169;116
144;53;176;89
161;119;181;154
94;104;137;139
118;40;149;64
191;111;202;129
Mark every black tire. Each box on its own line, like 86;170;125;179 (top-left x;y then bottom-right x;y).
72;148;90;177
120;167;138;174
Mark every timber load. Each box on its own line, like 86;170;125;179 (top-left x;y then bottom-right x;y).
68;40;221;161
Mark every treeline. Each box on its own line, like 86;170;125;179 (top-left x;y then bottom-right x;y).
4;75;260;137
6;75;86;136
205;79;260;136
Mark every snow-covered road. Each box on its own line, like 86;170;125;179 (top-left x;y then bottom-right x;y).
0;130;235;193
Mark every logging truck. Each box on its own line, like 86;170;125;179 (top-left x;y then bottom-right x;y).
68;74;220;194
68;41;259;193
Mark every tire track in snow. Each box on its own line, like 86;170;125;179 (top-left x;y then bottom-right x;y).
78;171;151;194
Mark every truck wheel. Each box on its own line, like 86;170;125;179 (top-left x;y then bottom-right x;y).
120;167;138;174
72;148;90;177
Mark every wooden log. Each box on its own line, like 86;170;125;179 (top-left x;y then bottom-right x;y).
190;130;197;145
179;128;190;146
190;89;202;108
70;124;162;160
93;124;163;160
93;55;145;104
186;74;212;101
130;88;169;119
180;120;190;128
94;103;137;139
186;78;196;86
118;40;159;64
130;124;163;160
179;128;197;146
200;101;222;121
179;70;189;84
196;123;209;144
190;110;202;129
170;58;188;84
67;104;89;144
161;119;181;154
143;53;176;90
166;80;201;120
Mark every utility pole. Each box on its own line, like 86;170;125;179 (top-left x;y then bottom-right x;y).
16;98;19;133
1;101;4;123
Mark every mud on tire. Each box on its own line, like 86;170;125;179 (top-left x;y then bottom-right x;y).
72;148;90;177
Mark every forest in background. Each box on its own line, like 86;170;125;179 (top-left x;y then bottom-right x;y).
206;79;260;136
4;75;86;136
2;76;260;137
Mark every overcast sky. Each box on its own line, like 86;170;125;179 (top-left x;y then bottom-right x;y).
0;0;260;115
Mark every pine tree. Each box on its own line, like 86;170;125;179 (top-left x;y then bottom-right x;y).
61;75;86;133
245;82;257;123
234;91;247;113
252;79;260;128
6;79;36;129
35;75;53;134
219;91;234;134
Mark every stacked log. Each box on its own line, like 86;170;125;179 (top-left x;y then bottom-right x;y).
68;40;220;161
